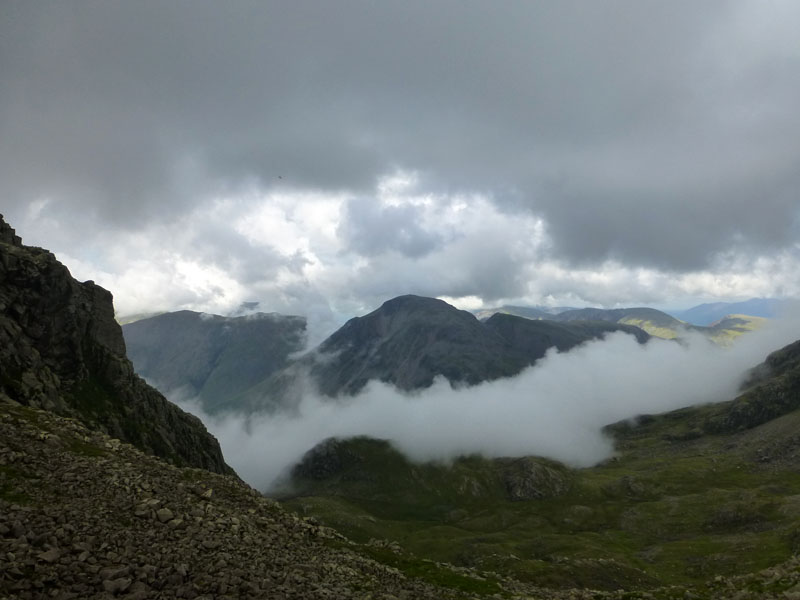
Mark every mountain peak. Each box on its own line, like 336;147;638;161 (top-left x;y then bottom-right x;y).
378;294;461;314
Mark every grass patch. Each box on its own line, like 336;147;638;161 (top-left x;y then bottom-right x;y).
65;437;107;457
359;545;507;596
280;408;800;591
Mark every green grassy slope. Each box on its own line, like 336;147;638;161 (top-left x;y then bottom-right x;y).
278;339;800;592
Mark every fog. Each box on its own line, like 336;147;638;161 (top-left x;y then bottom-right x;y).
175;318;800;492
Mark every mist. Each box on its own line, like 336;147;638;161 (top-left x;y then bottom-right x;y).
175;317;800;492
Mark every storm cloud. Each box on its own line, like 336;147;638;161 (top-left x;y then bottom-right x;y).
2;1;800;315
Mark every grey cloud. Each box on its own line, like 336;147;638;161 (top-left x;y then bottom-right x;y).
1;0;799;275
338;197;443;258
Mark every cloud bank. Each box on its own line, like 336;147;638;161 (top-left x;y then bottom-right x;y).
176;318;800;492
2;2;800;317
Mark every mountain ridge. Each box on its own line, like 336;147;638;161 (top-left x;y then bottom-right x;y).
672;298;800;325
235;295;651;411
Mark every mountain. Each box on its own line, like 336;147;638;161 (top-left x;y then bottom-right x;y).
475;305;766;344
672;298;800;326
549;306;766;344
280;335;800;594
240;295;651;408
0;214;230;474
483;312;650;358
552;306;689;338
123;310;306;413
308;295;526;395
473;305;572;321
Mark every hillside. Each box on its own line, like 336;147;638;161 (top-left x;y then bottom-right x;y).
0;215;229;474
279;335;800;595
0;398;499;599
553;306;691;339
123;310;306;413
484;312;649;360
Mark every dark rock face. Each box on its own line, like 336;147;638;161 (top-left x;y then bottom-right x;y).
0;214;231;474
123;310;306;413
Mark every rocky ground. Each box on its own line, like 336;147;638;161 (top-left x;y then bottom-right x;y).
5;395;800;600
0;396;481;600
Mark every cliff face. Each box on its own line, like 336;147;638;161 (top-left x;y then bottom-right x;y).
0;215;231;475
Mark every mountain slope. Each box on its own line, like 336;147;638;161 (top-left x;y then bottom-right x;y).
484;313;649;361
123;310;306;413
553;306;689;339
551;306;765;344
308;295;526;396
0;398;498;600
0;214;230;474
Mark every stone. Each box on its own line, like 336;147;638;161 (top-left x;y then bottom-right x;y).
103;577;133;594
38;548;61;563
156;508;174;523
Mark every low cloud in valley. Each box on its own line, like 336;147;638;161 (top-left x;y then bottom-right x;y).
176;317;800;492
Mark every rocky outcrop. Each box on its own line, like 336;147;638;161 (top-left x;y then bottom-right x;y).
704;338;800;434
499;456;573;501
0;214;230;474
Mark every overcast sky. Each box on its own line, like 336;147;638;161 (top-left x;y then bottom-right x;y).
2;1;800;331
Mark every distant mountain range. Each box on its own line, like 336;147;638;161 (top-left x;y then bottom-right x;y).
124;295;650;413
475;304;766;344
669;298;800;325
306;295;649;397
473;305;575;321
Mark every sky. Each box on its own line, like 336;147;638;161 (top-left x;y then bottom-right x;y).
3;1;800;333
